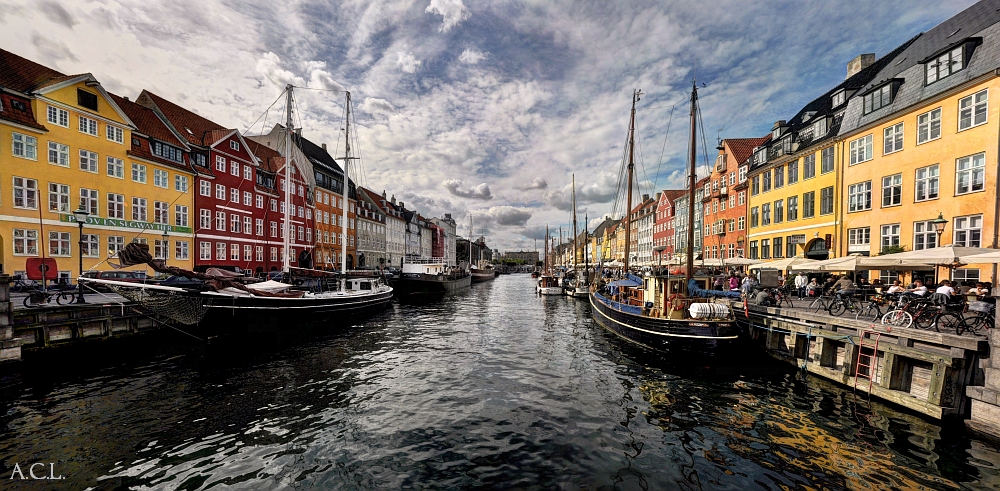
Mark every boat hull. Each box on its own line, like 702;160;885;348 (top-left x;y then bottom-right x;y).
393;274;472;296
537;286;563;295
589;291;741;357
200;290;395;332
471;271;495;283
567;287;589;298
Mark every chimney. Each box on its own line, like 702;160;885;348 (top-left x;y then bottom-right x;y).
772;120;786;130
124;96;130;102
642;194;649;201
655;191;662;202
445;213;452;219
847;53;876;79
391;195;396;205
322;143;327;151
382;190;387;199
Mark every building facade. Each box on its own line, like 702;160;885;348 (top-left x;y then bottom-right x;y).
653;190;684;262
673;177;708;261
701;137;764;261
430;214;458;266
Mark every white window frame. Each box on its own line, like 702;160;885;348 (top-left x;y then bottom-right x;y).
959;89;988;131
199;180;211;196
200;241;212;260
153;169;169;188
881;174;902;207
47;182;70;213
175;175;189;192
175;205;188;227
956;152;986;195
106;125;124;144
200;209;211;229
13;176;38;209
883;122;903;155
79;149;98;173
216;184;225;200
881;224;900;252
132;197;147;221
47;106;68;127
230;140;240;151
107;157;124;178
954;214;983;247
107;193;125;219
849;134;873;165
12;133;37;160
48;231;71;256
175;241;189;260
153;201;169;224
917;108;942;144
915;164;939;202
848;181;872;212
47;141;70;167
131;163;147;183
79;115;98;136
217;242;227;260
12;228;38;255
79;188;98;215
913;221;938;250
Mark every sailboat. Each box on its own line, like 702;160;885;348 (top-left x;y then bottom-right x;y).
588;86;741;357
536;224;562;295
469;214;496;283
80;86;394;330
566;174;589;298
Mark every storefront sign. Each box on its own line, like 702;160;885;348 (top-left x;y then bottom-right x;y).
788;234;807;244
60;215;192;234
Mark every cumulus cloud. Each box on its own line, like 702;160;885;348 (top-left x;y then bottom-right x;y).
443;179;492;200
545;172;619;211
482;206;532;227
361;97;395;115
517;177;548;191
396;50;421;73
256;52;302;88
425;0;470;32
306;61;345;92
38;0;76;28
458;48;486;64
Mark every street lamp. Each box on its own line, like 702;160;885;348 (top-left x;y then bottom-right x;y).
73;207;90;304
932;212;948;247
162;229;169;265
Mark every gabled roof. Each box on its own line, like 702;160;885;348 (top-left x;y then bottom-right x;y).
293;131;344;176
251;143;282;173
0;48;65;93
108;93;186;148
358;187;391;214
658;190;686;208
723;136;770;165
0;92;46;130
138;90;227;147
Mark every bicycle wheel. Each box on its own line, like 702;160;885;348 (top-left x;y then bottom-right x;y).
856;304;881;322
913;310;939;330
958;315;983;336
935;312;963;334
56;291;74;305
829;300;847;316
881;309;913;328
808;297;825;313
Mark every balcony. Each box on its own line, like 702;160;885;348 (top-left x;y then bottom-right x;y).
718;186;727;197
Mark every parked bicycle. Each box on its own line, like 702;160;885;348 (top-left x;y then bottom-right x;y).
807;293;835;314
10;275;39;293
828;290;863;316
881;295;962;331
855;292;893;322
956;300;995;336
21;286;76;307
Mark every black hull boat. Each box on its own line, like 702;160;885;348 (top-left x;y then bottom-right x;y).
589;291;741;357
393;274;471;296
201;289;394;332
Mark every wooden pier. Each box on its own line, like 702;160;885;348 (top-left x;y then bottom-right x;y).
735;300;988;420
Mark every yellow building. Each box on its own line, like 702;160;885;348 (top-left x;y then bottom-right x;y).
0;49;195;282
746;47;912;262
838;9;1000;285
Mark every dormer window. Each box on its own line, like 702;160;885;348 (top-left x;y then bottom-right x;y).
924;38;979;85
862;81;900;115
832;90;846;107
771;128;781;139
715;154;727;172
230;140;240;151
813;117;828;137
77;89;98;111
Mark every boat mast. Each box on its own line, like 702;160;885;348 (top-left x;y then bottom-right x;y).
686;81;698;284
584;213;589;284
282;85;293;274
545;224;549;274
572;174;578;273
341;91;352;290
469;213;474;267
623;89;641;275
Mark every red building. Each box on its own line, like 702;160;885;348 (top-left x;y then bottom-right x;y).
702;136;769;260
138;91;272;273
654;190;685;261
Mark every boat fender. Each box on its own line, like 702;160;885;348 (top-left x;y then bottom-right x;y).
689;303;731;319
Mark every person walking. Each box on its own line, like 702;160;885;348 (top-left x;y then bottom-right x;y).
794;272;808;299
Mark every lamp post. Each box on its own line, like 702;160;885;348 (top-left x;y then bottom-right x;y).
736;236;745;257
73;207;90;304
932;212;948;248
162;229;169;265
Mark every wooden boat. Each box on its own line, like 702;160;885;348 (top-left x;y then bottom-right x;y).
589;86;741;357
536;274;563;295
394;258;471;296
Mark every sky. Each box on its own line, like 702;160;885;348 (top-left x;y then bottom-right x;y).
0;0;977;252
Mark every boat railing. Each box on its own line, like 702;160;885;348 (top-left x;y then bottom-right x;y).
403;257;449;265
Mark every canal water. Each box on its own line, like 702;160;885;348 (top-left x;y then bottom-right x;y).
2;274;1000;490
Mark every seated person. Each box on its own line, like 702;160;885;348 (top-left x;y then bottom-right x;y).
806;278;821;296
935;280;955;298
969;282;991;297
886;280;905;294
903;279;929;297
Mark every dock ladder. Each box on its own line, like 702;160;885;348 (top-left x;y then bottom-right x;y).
853;330;881;393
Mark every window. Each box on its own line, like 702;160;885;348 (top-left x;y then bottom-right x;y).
108;236;124;257
200;242;212;260
47;106;68;127
216;156;226;172
782;196;796;221
191;154;206;167
107;193;124;218
216;242;226;260
914;221;938;250
47;142;69;166
153;169;168;188
729;195;736;208
848;181;872;212
803;154;816;179
132;163;147;183
79;188;98;215
954;214;983;247
13;177;38;209
760;239;770;259
154;201;169;224
231;161;239;176
200;180;211;196
832;90;846;107
959;90;988;131
820;187;834;215
738;191;745;206
270;221;277;237
749;241;758;259
803;191;815;218
761;203;770;226
12;133;37;159
230;214;240;233
153;239;168;260
849;135;872;165
49;231;70;256
256;194;263;208
79;149;98;172
729;218;735;232
82;234;99;257
175;205;188;227
882;174;902;207
786;237;797;258
200;209;211;229
774;200;784;223
762;171;771;192
216;211;225;231
917;108;942;144
175;241;189;260
256;218;264;236
243;191;252;206
848;227;870;250
216;184;225;200
297;226;304;241
270;199;277;212
953;268;980;284
751;176;760;195
915;164;939;201
47;183;69;212
244;244;252;261
132;197;147;221
956;152;986;194
175;175;189;192
773;237;783;258
244;216;252;234
270;247;278;261
244;166;252;180
883;123;903;154
230;140;240;151
787;159;798;184
152;142;183;163
107;157;124;178
77;88;98;110
256;246;264;262
729;173;736;186
739;166;747;182
926;46;964;85
821;147;835;174
774;166;784;188
12;229;38;255
106;125;123;144
231;243;239;261
78;116;98;136
881;224;900;252
863;84;894;114
231;188;239;203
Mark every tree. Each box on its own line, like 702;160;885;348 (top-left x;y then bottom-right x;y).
879;245;906;255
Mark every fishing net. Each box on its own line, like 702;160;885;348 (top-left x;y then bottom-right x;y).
108;284;209;326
